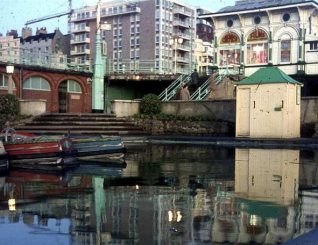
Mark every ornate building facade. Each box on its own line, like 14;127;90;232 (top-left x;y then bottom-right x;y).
200;0;318;95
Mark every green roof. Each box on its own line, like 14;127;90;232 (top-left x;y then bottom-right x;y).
238;67;303;85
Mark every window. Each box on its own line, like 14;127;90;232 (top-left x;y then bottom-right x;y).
219;32;240;66
281;39;291;63
227;19;233;28
282;13;290;22
0;74;8;87
309;42;318;51
23;76;50;91
67;80;82;93
254;16;261;25
246;29;268;64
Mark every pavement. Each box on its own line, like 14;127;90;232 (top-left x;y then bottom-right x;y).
122;135;318;149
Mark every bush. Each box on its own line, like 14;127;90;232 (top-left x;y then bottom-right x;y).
0;94;20;126
140;94;161;115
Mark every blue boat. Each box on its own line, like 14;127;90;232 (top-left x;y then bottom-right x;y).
71;135;126;159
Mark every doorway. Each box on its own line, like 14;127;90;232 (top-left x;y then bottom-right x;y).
58;81;68;113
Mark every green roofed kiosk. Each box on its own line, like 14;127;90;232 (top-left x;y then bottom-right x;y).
235;67;303;138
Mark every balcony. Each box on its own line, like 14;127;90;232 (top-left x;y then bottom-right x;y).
176;43;191;52
173;7;192;17
71;49;91;56
71;38;91;44
71;26;90;33
173;19;191;28
178;31;191;40
176;56;190;63
101;6;141;17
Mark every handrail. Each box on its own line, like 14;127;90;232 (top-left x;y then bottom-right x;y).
190;75;214;101
158;73;191;101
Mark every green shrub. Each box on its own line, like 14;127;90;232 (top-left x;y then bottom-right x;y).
140;94;161;115
0;94;20;126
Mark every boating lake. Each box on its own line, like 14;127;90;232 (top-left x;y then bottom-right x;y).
0;142;318;245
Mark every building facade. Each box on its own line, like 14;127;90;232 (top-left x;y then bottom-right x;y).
200;0;318;87
70;0;197;75
194;38;214;75
0;34;20;64
20;28;71;69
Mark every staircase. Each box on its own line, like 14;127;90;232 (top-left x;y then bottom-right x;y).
14;113;149;136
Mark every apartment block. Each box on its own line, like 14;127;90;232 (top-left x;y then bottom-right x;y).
0;33;20;64
70;0;197;74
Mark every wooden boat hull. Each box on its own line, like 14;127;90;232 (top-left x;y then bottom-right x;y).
73;136;126;157
3;137;77;171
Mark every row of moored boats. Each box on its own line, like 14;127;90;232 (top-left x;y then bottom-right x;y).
0;127;126;173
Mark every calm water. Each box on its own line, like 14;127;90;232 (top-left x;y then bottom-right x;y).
0;143;318;245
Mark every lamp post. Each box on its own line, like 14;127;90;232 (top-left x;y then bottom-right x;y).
169;37;183;74
6;64;14;94
92;1;111;113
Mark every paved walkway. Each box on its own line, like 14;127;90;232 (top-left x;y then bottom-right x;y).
123;135;318;149
283;229;318;245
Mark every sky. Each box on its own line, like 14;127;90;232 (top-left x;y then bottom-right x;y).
0;0;235;36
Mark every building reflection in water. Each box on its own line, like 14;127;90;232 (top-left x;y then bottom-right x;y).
0;145;318;244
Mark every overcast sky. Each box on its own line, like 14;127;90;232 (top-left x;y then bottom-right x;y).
0;0;235;36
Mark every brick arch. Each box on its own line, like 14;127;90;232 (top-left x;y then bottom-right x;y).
56;76;90;113
0;72;17;95
22;73;53;91
56;75;88;94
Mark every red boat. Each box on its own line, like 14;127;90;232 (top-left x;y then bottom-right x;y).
1;127;78;172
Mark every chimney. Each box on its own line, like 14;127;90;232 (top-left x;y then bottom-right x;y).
22;27;32;39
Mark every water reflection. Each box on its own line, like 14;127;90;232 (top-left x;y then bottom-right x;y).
0;144;317;244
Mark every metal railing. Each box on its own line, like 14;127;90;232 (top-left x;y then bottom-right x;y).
158;73;191;101
0;49;196;75
191;68;240;100
190;76;213;101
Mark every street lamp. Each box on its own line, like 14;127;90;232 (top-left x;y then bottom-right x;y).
6;64;14;94
169;37;183;74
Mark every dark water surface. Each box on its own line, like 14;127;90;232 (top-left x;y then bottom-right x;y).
1;143;318;245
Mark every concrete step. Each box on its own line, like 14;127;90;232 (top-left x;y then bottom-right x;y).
16;125;140;130
22;121;136;126
15;113;149;136
14;129;149;136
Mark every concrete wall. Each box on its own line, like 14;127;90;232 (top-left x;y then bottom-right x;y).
112;100;140;118
301;97;318;124
160;100;236;122
112;99;236;121
112;97;318;126
19;99;46;116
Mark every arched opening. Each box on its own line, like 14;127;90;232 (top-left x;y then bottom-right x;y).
58;79;82;113
246;29;268;64
219;32;241;67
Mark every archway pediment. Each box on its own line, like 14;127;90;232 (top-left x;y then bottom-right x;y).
220;32;240;45
247;29;268;42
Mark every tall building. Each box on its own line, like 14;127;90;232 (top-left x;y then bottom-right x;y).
200;0;318;95
70;0;197;75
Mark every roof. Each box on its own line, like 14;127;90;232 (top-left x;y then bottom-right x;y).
238;66;303;85
218;0;317;13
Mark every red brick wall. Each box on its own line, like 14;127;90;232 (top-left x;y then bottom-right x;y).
0;66;92;113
